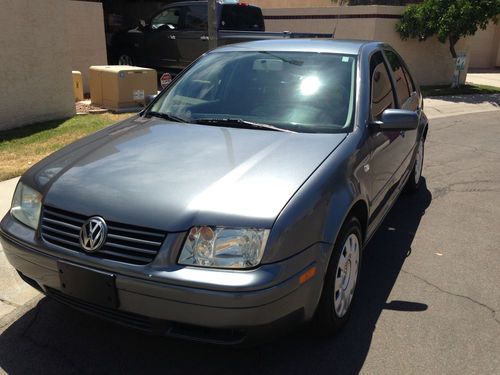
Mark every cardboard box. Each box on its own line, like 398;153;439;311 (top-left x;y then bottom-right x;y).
89;65;157;110
72;71;84;102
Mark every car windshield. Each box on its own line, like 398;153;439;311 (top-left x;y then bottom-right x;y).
149;51;357;133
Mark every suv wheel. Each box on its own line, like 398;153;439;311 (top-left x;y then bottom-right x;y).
314;217;363;335
118;54;134;66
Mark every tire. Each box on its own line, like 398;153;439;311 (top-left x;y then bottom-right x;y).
117;53;134;66
405;138;425;194
314;216;363;335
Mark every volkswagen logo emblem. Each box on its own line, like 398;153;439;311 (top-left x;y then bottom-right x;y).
79;217;107;253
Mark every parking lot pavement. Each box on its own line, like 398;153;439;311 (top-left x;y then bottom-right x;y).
0;111;499;374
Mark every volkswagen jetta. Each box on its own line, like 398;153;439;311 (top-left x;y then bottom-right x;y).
0;40;428;344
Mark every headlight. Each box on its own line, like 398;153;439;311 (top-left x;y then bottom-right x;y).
178;226;270;269
11;182;42;229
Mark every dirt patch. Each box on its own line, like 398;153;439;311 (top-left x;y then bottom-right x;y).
76;100;108;114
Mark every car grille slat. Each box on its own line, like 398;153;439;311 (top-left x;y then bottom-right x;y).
106;233;162;246
105;241;158;255
99;250;154;263
40;206;166;266
43;210;85;225
41;225;80;240
107;225;165;239
42;217;81;231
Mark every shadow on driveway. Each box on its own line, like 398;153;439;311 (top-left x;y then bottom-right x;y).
0;181;432;375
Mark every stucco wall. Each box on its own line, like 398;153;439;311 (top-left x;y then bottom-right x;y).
65;1;108;93
262;5;471;86
468;22;500;69
0;0;75;131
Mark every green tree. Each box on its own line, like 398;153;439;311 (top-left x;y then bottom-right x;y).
396;0;500;58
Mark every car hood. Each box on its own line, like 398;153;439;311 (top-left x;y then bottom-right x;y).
31;116;346;231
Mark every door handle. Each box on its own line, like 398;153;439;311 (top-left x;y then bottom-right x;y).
200;35;209;41
168;35;176;40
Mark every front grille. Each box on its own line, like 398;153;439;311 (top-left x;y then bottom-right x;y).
40;206;166;265
46;287;153;331
46;287;247;344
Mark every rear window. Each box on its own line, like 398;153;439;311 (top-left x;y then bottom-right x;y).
220;5;264;31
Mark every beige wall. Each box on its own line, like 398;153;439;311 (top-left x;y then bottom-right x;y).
262;5;471;86
0;0;107;131
0;0;75;131
65;1;108;93
468;22;500;69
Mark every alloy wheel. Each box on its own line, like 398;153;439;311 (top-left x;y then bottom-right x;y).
333;233;360;318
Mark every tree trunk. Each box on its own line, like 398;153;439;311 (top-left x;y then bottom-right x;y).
449;35;458;59
208;0;217;51
449;35;460;88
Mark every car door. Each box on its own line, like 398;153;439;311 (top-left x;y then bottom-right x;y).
143;6;184;69
176;4;210;68
368;51;406;217
383;49;420;173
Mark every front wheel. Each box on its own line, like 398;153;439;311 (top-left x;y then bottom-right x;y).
117;53;134;66
314;217;363;335
405;139;424;193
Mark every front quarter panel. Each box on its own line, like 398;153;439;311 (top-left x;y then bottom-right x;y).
262;126;370;265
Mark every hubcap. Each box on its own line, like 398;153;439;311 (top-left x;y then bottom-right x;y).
414;141;424;184
118;55;133;66
334;233;360;318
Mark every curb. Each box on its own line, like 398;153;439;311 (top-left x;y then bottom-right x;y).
0;294;42;331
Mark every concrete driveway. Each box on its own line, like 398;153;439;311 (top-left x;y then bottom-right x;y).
0;111;499;374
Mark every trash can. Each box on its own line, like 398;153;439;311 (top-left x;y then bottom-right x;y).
89;66;157;111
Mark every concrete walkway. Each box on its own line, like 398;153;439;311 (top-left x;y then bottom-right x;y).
467;70;500;88
424;93;500;119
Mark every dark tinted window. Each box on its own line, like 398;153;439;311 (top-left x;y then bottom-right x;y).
184;5;207;31
220;5;264;31
151;7;182;30
384;50;411;105
371;52;395;121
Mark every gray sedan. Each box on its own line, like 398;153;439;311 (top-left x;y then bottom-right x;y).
0;39;427;344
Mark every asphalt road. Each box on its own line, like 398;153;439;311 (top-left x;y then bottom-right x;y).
0;111;499;375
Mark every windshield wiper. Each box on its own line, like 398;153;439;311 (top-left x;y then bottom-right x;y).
194;118;295;133
145;111;189;123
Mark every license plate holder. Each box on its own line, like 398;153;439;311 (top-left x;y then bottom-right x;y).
58;261;118;309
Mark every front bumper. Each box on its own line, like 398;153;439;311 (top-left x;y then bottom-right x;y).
0;214;328;343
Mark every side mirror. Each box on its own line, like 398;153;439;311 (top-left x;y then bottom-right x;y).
145;94;157;106
374;109;418;131
139;19;147;29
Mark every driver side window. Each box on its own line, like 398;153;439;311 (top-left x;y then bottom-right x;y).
370;52;395;121
151;7;182;30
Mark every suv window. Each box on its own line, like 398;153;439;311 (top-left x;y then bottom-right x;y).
184;5;208;31
371;52;395;121
220;5;264;31
151;7;182;30
384;50;412;105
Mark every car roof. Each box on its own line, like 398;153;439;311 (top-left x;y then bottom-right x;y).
213;39;382;55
